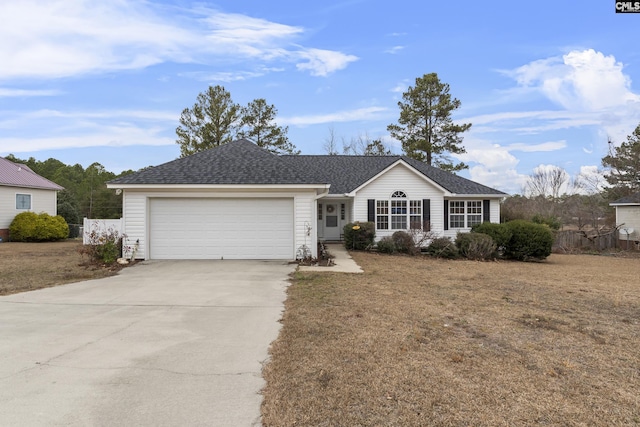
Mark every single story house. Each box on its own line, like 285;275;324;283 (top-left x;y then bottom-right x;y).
0;156;64;241
610;192;640;248
107;139;507;260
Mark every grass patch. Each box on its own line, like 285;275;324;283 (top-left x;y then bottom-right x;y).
0;240;121;295
262;253;640;426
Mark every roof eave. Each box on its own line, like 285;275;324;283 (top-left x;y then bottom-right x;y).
447;193;507;199
106;183;330;191
610;202;640;206
0;183;63;191
346;159;450;196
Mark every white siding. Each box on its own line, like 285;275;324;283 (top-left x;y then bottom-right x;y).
0;186;58;229
616;205;640;240
122;192;147;259
443;199;502;239
353;163;445;241
121;189;317;260
294;193;318;258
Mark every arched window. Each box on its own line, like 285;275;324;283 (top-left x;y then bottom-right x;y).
390;191;408;229
376;191;423;231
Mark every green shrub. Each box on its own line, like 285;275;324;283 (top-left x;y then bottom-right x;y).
503;220;554;261
392;231;419;255
9;212;69;242
343;221;375;251
425;237;458;259
471;222;512;249
455;232;497;260
376;236;396;254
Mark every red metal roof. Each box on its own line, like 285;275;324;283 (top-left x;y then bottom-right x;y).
0;157;63;190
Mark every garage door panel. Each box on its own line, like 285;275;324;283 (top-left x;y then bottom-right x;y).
150;198;293;260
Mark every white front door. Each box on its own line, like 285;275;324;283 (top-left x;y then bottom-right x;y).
324;203;340;240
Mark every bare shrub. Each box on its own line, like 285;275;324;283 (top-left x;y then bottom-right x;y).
456;232;497;260
425;237;458;259
79;225;128;265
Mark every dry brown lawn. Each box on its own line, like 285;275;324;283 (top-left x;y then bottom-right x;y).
262;253;640;426
0;240;119;295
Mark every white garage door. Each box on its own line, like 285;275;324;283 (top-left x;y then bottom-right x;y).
149;198;294;259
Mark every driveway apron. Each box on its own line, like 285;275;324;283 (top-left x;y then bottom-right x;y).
0;260;294;426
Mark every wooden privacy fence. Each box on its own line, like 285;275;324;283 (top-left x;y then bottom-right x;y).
553;230;618;252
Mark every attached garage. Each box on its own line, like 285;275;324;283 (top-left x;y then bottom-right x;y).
149;198;294;259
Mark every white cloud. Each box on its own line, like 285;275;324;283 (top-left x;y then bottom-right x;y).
506;141;567;152
282;107;388;126
0;1;357;80
0;108;177;153
0;129;175;154
0;88;62;97
507;49;640;111
385;46;404;54
179;71;267;82
294;48;358;77
499;49;640;141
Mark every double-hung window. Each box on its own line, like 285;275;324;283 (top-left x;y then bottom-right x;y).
16;194;31;210
449;200;483;228
467;201;482;227
376;200;389;230
375;191;423;231
390;191;407;229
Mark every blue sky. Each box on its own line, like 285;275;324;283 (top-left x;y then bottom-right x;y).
1;0;639;194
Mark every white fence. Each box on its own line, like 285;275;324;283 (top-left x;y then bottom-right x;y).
82;218;124;245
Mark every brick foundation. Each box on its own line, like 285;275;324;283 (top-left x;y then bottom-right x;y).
0;229;8;242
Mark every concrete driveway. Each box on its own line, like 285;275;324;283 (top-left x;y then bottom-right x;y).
0;260;295;426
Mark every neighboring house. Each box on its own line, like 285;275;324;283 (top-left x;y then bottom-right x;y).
107;139;507;260
0;157;64;241
610;192;640;248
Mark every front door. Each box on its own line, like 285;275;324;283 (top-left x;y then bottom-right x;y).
324;203;340;240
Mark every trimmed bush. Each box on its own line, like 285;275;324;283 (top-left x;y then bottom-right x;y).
425;237;459;259
471;222;512;249
503;220;554;261
376;236;396;254
9;212;69;242
343;221;375;251
391;231;419;255
456;232;497;260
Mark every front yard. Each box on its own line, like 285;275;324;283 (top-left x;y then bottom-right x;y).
262;252;640;426
0;240;119;295
2;240;639;425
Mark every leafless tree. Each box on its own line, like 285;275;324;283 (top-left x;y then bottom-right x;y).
323;127;339;155
525;166;572;200
343;133;392;156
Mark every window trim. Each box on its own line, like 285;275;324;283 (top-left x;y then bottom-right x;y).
375;191;423;231
448;200;483;229
15;193;32;210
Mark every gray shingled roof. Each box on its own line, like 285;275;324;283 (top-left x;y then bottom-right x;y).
611;192;640;205
0;156;63;190
110;139;506;195
281;155;507;195
109;139;324;185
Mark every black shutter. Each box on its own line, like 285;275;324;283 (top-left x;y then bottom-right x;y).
367;199;375;223
422;199;430;229
483;199;490;222
443;200;449;230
